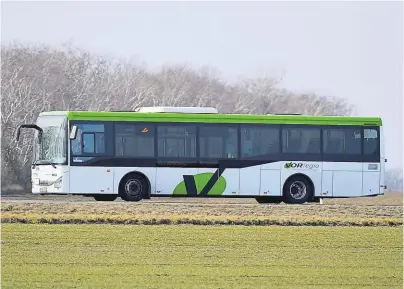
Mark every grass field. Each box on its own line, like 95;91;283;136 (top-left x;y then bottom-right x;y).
2;202;402;226
2;192;402;226
2;190;403;205
1;192;402;288
1;224;402;289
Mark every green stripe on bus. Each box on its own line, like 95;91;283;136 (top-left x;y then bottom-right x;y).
63;111;382;126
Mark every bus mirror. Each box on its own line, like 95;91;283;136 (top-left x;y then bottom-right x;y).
16;124;43;142
70;125;78;140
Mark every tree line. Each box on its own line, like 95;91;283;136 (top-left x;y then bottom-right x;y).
1;43;401;192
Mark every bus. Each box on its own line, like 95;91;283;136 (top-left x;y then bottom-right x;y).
16;106;387;204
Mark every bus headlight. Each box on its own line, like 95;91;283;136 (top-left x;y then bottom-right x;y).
54;177;63;188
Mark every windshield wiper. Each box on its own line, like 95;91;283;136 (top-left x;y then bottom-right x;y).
42;160;56;168
33;160;56;168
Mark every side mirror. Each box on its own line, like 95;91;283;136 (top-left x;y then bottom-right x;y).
70;125;78;140
16;124;43;142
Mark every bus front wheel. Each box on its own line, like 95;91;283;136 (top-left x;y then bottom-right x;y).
119;173;147;202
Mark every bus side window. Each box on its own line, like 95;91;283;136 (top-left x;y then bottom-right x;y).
199;125;237;159
115;124;154;157
282;127;320;154
323;128;361;155
82;132;104;154
71;124;105;156
82;133;95;154
364;128;378;155
158;125;196;158
95;133;105;153
241;125;279;158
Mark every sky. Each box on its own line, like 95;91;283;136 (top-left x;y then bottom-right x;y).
1;1;403;169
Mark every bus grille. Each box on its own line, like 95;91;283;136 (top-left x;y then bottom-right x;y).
39;180;53;186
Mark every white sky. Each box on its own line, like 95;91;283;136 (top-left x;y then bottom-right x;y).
1;1;403;169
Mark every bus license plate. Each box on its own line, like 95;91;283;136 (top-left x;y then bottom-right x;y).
40;187;47;193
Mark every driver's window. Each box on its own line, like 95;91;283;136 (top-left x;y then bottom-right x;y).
71;123;105;156
83;133;95;154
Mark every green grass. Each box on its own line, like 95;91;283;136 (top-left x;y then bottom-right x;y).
1;224;402;289
3;190;402;205
1;212;402;227
2;199;402;227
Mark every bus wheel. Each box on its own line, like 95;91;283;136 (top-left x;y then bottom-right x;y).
93;195;117;202
255;197;283;204
283;175;312;204
119;174;146;202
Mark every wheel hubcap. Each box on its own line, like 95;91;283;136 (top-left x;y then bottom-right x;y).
290;181;307;199
125;179;142;196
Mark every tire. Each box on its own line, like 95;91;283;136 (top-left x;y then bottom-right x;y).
93;194;118;202
119;173;148;202
283;175;313;204
255;197;283;204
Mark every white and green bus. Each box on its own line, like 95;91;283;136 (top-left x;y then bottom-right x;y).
16;106;387;204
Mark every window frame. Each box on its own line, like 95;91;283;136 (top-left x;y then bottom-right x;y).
321;125;363;162
82;132;96;154
198;123;239;163
280;124;322;161
156;122;198;162
362;126;380;162
239;123;282;161
113;122;156;158
69;120;113;159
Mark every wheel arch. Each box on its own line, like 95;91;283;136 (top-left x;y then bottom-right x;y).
118;171;151;199
282;173;315;200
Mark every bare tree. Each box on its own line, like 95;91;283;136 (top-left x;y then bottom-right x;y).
1;42;354;192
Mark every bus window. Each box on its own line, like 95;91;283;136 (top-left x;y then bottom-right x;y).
364;128;379;155
199;125;238;159
241;125;280;158
282;127;320;154
115;124;154;157
71;123;106;156
157;125;196;158
323;127;361;155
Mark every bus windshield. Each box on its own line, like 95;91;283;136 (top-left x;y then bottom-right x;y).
33;115;67;165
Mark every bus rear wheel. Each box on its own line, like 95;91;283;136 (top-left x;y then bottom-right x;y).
283;175;313;204
93;194;118;202
119;173;147;202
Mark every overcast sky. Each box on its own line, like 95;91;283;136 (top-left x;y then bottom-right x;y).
2;1;403;169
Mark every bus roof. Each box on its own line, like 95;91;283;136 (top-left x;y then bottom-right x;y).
39;110;383;126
